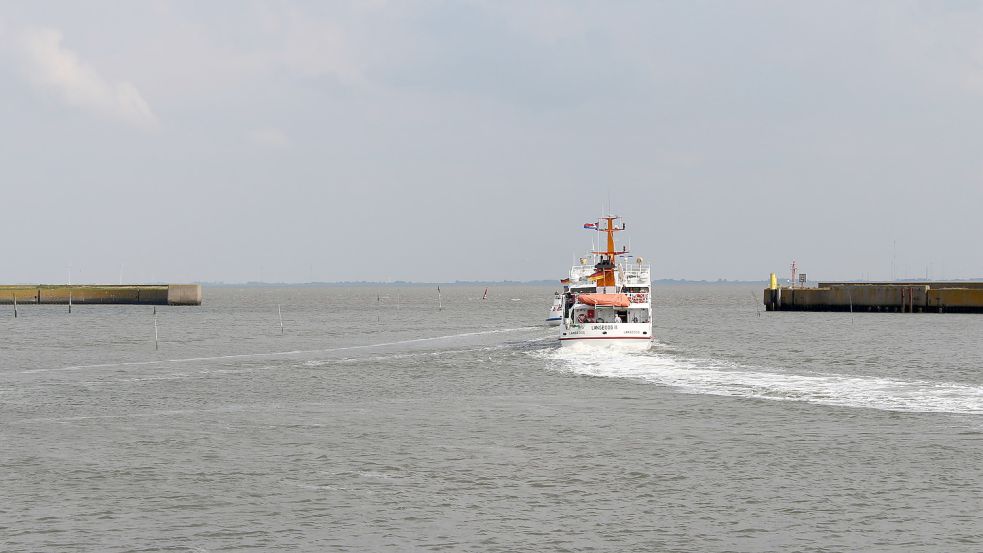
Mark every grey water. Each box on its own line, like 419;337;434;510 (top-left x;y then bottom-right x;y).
1;285;981;552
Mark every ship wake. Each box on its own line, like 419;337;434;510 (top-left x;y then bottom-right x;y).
542;346;983;415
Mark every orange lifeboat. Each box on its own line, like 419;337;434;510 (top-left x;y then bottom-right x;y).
576;293;630;308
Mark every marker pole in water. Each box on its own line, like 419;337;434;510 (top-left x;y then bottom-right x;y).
437;285;442;311
848;288;854;324
153;307;159;351
68;290;72;314
277;303;284;335
12;293;17;318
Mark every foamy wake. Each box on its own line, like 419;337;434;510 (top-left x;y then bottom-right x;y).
23;326;540;374
543;347;983;415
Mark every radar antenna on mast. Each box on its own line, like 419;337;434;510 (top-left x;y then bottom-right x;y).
589;216;629;289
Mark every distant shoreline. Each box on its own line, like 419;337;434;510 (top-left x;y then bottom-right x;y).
196;279;772;287
11;278;980;288
196;277;983;287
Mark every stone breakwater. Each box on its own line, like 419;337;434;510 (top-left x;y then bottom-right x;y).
764;281;983;313
0;284;202;306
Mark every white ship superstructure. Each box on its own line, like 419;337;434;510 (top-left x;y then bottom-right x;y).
546;292;563;326
559;216;652;349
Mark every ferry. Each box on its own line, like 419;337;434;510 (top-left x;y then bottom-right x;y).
559;216;652;349
546;292;563;326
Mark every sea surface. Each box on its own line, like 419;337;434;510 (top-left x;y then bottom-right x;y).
2;285;982;552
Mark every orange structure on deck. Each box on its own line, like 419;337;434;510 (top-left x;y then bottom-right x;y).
591;216;629;288
577;293;631;307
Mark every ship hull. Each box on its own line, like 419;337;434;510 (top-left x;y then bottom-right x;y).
559;323;652;349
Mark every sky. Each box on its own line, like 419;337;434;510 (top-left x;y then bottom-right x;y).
2;1;983;283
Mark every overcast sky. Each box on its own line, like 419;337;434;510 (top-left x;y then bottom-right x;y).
2;1;982;283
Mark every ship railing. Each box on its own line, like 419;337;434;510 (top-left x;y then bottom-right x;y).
569;265;651;285
569;264;598;280
620;266;650;286
571;264;651;276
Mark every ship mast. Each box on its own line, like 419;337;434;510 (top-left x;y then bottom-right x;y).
592;216;627;289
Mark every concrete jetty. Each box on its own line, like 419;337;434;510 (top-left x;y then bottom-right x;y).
764;281;983;313
0;284;202;306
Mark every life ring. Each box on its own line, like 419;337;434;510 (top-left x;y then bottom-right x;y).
577;313;586;323
632;293;646;303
